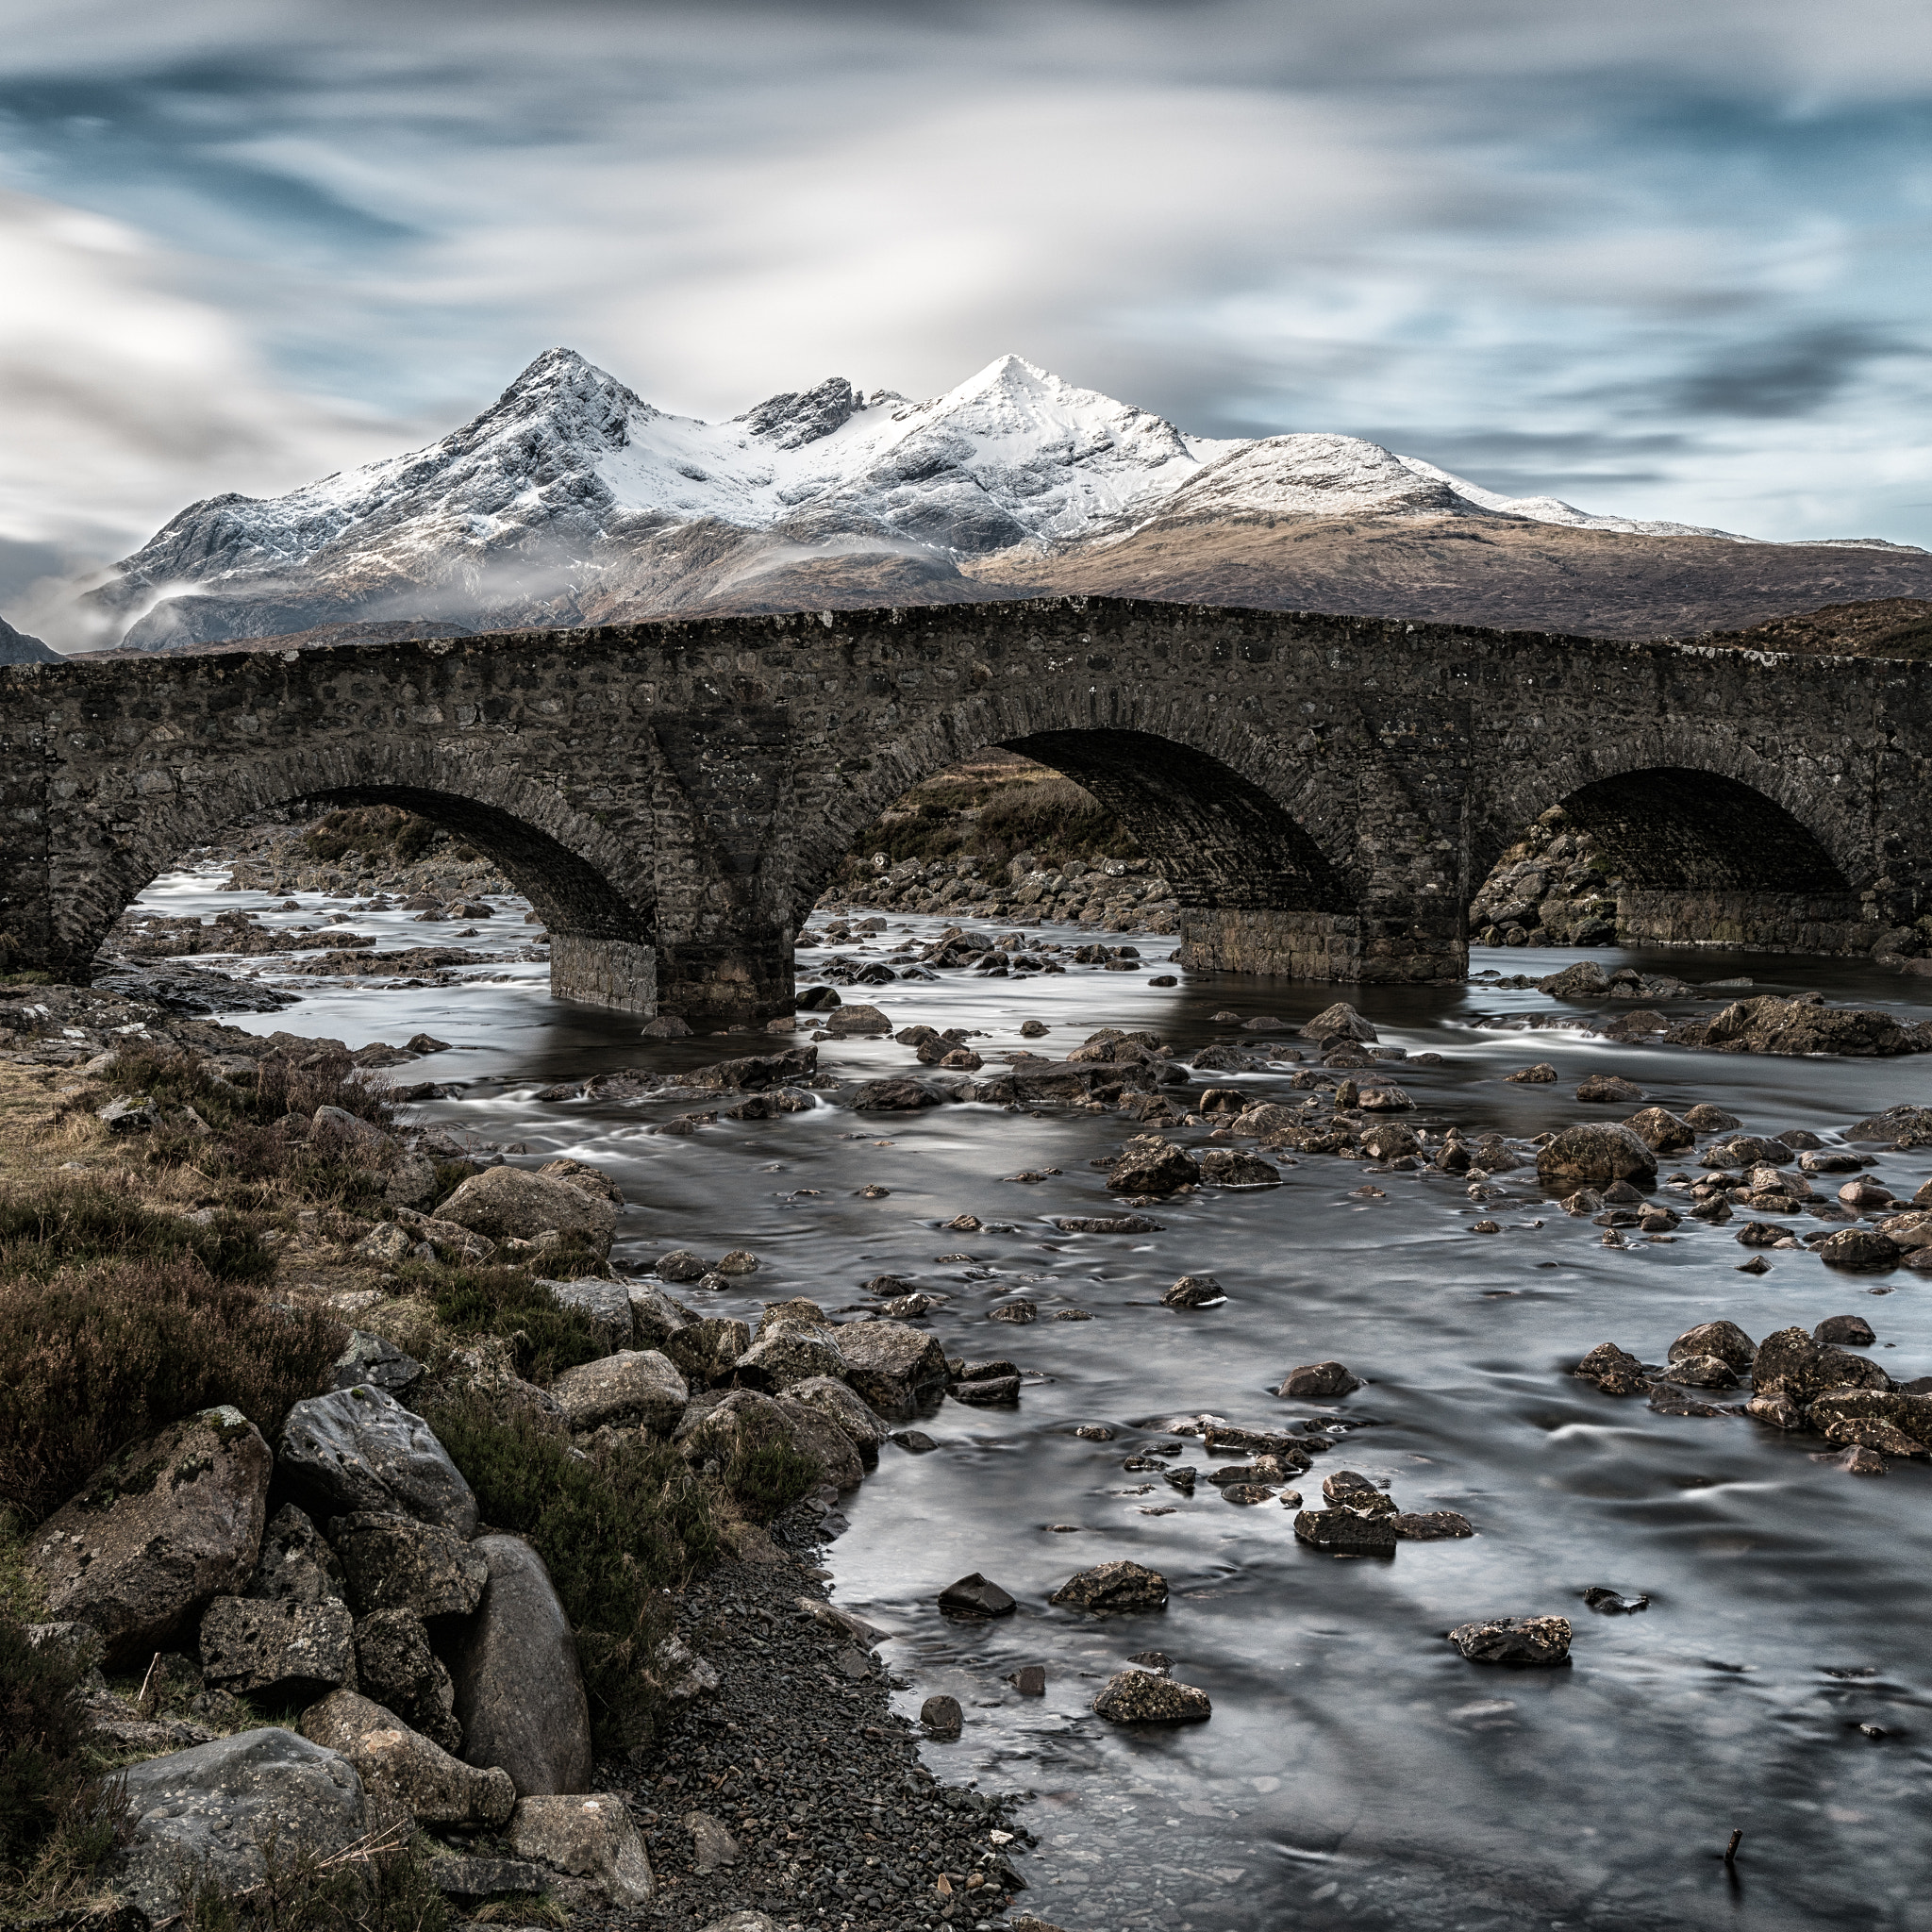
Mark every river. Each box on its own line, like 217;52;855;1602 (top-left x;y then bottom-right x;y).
131;864;1932;1932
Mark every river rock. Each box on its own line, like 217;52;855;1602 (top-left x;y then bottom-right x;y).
627;1281;698;1350
30;1407;272;1669
784;1375;886;1458
246;1504;345;1606
506;1793;655;1905
535;1157;625;1207
1048;1561;1168;1611
453;1535;593;1797
1394;1511;1476;1540
1277;1359;1364;1398
1624;1107;1695;1153
658;1317;752;1388
331;1512;488;1620
1750;1325;1891;1404
772;1394;866;1490
851;1077;942;1110
1818;1228;1902;1271
532;1278;631;1352
1092;1670;1211;1724
920;1694;964;1737
1814;1314;1877;1345
1536;1124;1657;1188
1687;995;1929;1058
1447;1616;1572;1666
301;1688;514;1826
199;1596;356;1699
938;1574;1017;1619
1196;1147;1283;1186
1807;1390;1932;1447
116;1728;367;1920
656;1249;710;1283
1668;1321;1757;1368
279;1386;478;1535
1358;1120;1422;1161
1575;1074;1644;1103
1162;1274;1225;1308
356;1607;460;1753
437;1165;618;1252
1574;1342;1648;1395
734;1327;848;1391
1506;1063;1559;1083
550;1350;690;1433
1659;1354;1737;1389
1107;1136;1201;1194
1292;1508;1397;1551
836;1319;951;1417
1302;1002;1376;1044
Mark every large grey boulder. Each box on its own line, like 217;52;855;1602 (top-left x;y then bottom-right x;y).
732;1327;848;1391
673;1389;859;1488
626;1281;697;1351
198;1596;357;1700
550;1350;689;1434
784;1376;886;1459
278;1386;478;1535
356;1607;462;1754
331;1513;489;1620
452;1536;592;1798
437;1165;618;1252
506;1793;654;1906
539;1278;634;1352
835;1319;950;1418
300;1689;514;1827
1536;1124;1657;1189
663;1316;753;1388
117;1728;366;1919
245;1504;346;1605
29;1407;272;1669
772;1395;866;1491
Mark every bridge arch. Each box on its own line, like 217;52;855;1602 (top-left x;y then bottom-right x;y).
61;745;658;1009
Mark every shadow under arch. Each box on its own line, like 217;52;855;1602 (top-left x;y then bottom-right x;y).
1554;767;1850;894
997;728;1353;913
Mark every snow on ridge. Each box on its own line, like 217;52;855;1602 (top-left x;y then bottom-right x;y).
1391;456;1755;541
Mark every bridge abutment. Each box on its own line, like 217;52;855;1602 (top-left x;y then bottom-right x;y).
1174;907;1468;985
1613;889;1890;957
547;934;658;1014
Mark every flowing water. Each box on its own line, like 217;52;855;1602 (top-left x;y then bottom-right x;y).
133;867;1932;1932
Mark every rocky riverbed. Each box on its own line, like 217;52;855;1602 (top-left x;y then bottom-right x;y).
8;854;1932;1932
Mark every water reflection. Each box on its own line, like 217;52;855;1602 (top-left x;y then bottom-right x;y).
131;868;1932;1931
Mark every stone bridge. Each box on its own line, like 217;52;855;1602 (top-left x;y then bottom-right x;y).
1;598;1925;1023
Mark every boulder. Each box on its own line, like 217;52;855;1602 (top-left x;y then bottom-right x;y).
1575;1074;1644;1104
1538;962;1610;1000
279;1387;478;1536
1682;1103;1742;1131
1446;1616;1572;1666
1749;1326;1891;1405
1394;1511;1476;1540
1357;1120;1420;1161
1301;1002;1376;1043
29;1407;272;1669
301;1688;514;1827
539;1278;634;1351
1814;1314;1877;1346
1660;1354;1737;1390
1162;1274;1225;1308
198;1596;356;1699
669;1044;817;1091
1624;1107;1696;1153
356;1607;460;1753
550;1351;690;1433
920;1694;964;1738
733;1327;848;1391
245;1504;346;1606
655;1249;710;1283
1505;1063;1559;1083
938;1574;1018;1619
1844;1105;1932;1146
1276;1359;1364;1398
771;1394;867;1491
1668;1321;1757;1368
1689;996;1928;1058
116;1728;367;1920
850;1078;942;1110
330;1512;489;1620
453;1536;593;1797
332;1330;425;1396
1807;1390;1932;1447
1291;1509;1397;1552
437;1165;618;1252
1818;1228;1902;1272
824;1003;892;1036
664;1316;754;1388
835;1319;951;1418
1536;1124;1657;1189
1107;1136;1201;1194
1048;1561;1167;1612
627;1281;698;1350
1196;1147;1283;1186
771;1375;885;1459
506;1793;655;1906
536;1158;625;1207
1574;1342;1648;1395
1091;1671;1211;1724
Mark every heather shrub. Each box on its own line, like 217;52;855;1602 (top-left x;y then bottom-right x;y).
0;1257;342;1522
724;1440;821;1523
404;1263;608;1386
0;1182;275;1286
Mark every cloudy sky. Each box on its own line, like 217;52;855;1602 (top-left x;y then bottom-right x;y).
4;0;1931;625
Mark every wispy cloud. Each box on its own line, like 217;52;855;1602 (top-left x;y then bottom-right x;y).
2;0;1930;614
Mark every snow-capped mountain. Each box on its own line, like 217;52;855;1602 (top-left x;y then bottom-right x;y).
87;347;1931;651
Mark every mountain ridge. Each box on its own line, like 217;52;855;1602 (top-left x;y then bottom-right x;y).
77;348;1932;651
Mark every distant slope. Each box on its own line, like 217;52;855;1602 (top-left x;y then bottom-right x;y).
0;616;60;664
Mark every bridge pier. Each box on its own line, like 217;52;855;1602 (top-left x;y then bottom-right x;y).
1174;908;1467;985
547;935;658;1014
1613;889;1890;957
